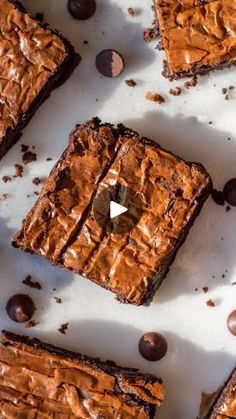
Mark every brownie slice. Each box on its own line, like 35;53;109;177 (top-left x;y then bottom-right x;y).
154;0;236;79
13;117;212;305
0;331;165;418
0;0;79;160
206;367;236;418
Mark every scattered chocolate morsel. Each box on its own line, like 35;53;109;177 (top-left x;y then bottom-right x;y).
14;164;23;178
169;87;182;96
46;157;52;161
22;275;42;290
6;294;36;323
25;319;39;328
83;40;88;44
224;178;236;206
195;288;198;291
226;205;231;212
229;85;234;90
128;7;135;16
58;322;69;334
67;0;96;20
227;310;236;336
32;177;41;185
21;144;29;153
184;76;198;89
34;12;44;22
125;79;137;87
232;281;236;286
145;92;165;104
34;191;39;196
211;189;225;206
225;94;229;100
2;175;11;183
2;193;8;200
206;299;215;307
202;287;208;293
208;121;213;125
222;87;227;94
138;332;168;361
96;49;125;78
143;27;155;42
54;297;62;304
22;150;37;165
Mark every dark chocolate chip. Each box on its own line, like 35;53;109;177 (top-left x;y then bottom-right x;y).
96;49;124;78
138;332;168;361
6;294;35;323
227;310;236;336
67;0;96;20
211;189;225;206
224;178;236;206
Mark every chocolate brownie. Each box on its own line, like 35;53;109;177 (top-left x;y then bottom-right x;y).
0;0;79;160
13;117;212;305
0;331;165;418
154;0;236;79
206;367;236;418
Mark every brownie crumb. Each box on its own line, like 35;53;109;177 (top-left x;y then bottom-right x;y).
25;319;39;328
222;87;227;95
58;322;69;334
222;274;225;278
143;28;155;42
195;288;198;291
232;281;236;286
2;175;11;183
14;164;24;178
125;79;137;87
184;76;198;89
169;87;182;96
54;297;62;304
2;193;8;200
229;85;234;90
225;94;229;101
52;288;57;291
211;189;225;206
46;157;52;161
21;144;29;153
83;40;88;44
22;275;42;290
32;177;41;186
35;12;44;22
206;299;215;307
128;7;135;16
226;205;231;212
145;91;165;104
22;151;37;164
34;191;39;196
208;121;213;125
202;287;208;293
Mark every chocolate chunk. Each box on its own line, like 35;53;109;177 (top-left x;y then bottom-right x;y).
58;322;69;334
22;151;37;165
223;178;236;206
96;49;124;78
138;332;168;361
145;92;165;104
22;275;42;290
125;79;137;87
67;0;96;20
6;294;35;323
227;310;236;336
211;189;225;206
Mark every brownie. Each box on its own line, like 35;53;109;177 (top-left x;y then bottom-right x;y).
0;331;165;418
154;0;236;79
206;367;236;418
13;117;212;305
0;0;79;160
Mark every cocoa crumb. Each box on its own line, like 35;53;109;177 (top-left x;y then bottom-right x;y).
83;40;88;44
202;287;209;293
208;121;213;125
226;205;231;212
34;191;39;196
2;175;11;183
2;193;8;200
184;76;198;89
195;288;198;291
222;87;227;94
25;319;39;328
145;91;165;104
125;79;137;87
225;94;229;101
22;151;37;164
58;323;69;334
229;85;234;90
169;87;182;96
14;164;23;178
22;275;42;290
46;157;52;161
144;28;155;42
232;281;236;286
54;297;62;304
206;299;215;307
128;7;135;16
21;144;29;153
32;177;41;185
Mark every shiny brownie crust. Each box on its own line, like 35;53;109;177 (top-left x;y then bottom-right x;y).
206;367;236;418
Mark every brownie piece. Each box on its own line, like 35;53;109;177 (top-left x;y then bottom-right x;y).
13;117;212;305
0;0;79;160
0;331;165;418
154;0;236;79
206;367;236;418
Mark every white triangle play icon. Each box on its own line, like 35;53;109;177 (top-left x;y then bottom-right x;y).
110;201;128;219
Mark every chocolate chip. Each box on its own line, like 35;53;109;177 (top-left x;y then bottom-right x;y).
224;178;236;206
96;49;125;78
227;310;236;336
138;332;168;361
6;294;35;323
67;0;96;20
211;189;225;206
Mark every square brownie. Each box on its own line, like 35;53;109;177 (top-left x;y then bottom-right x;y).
0;0;79;160
206;367;236;418
0;331;165;418
13;118;212;305
154;0;236;79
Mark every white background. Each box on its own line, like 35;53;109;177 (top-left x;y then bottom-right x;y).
0;1;235;417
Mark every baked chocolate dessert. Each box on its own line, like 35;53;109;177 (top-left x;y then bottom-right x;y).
154;0;236;79
0;331;165;418
206;367;236;418
0;0;79;160
13;117;212;305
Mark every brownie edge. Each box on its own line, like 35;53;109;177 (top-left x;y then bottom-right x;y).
205;367;236;418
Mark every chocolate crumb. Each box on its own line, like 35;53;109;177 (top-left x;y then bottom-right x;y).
22;151;37;164
25;319;39;328
228;137;231;141
195;288;198;291
22;275;42;290
145;92;165;104
14;164;23;178
58;323;69;334
46;157;52;161
225;94;229;101
211;189;225;206
32;177;41;185
52;288;57;291
208;121;213;125
21;144;29;153
128;7;135;16
125;79;137;87
143;28;155;42
222;87;227;94
202;287;208;293
229;85;234;90
222;274;225;278
184;76;198;89
226;205;231;212
54;297;62;304
2;193;8;200
232;281;236;285
83;40;88;44
2;175;11;183
169;87;182;96
206;299;215;307
34;191;39;196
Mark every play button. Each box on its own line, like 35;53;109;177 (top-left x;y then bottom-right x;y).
93;184;143;234
110;201;127;219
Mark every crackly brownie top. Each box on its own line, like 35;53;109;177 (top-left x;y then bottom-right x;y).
0;331;165;418
15;118;211;305
0;0;68;141
210;368;236;418
155;0;236;75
